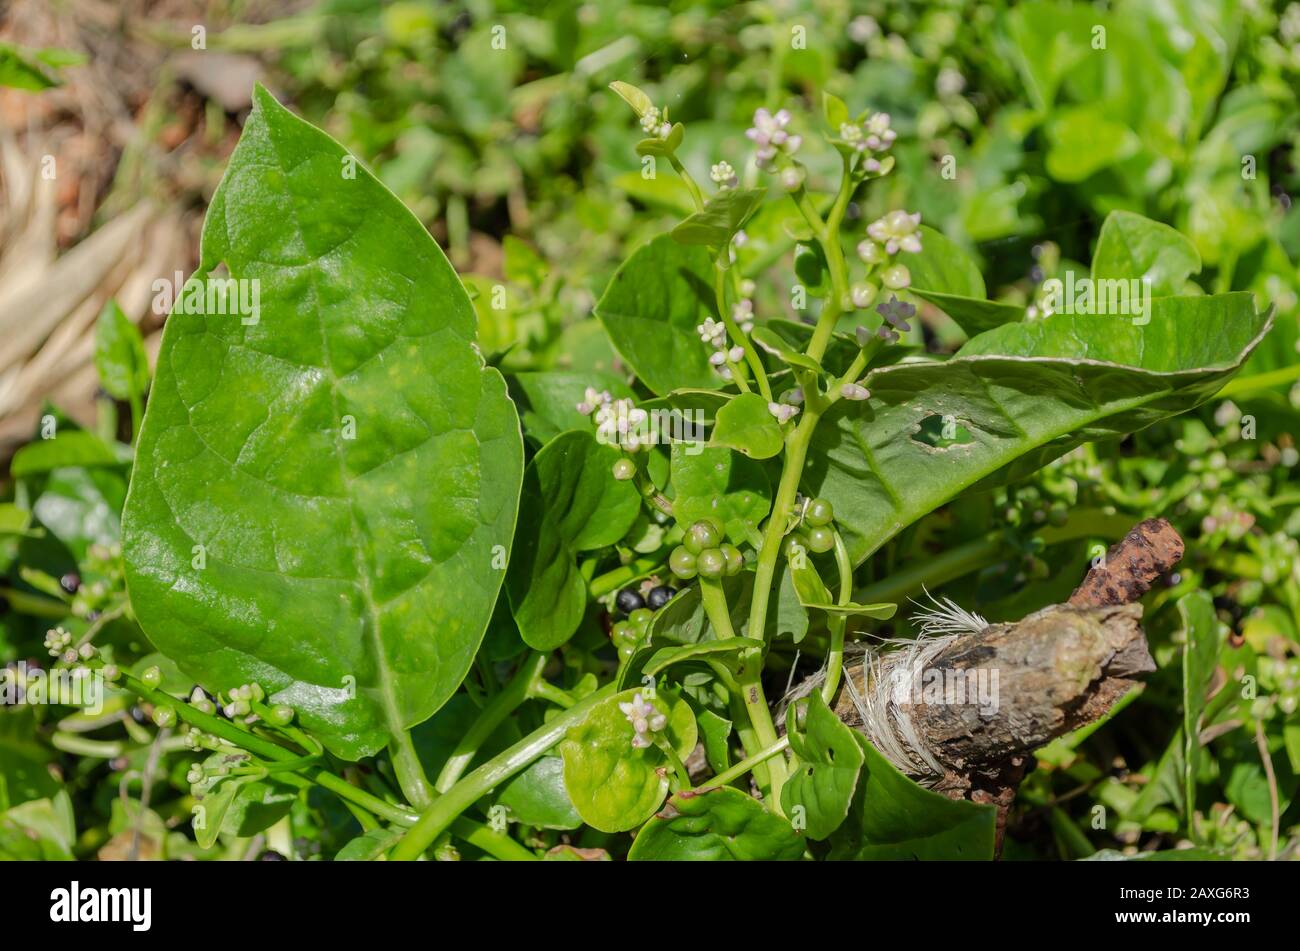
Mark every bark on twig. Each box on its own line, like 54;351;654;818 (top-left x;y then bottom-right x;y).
823;518;1184;851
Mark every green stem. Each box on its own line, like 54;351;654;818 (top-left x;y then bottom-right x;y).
589;557;660;598
715;266;772;402
449;816;538;862
653;733;692;790
391;683;616;861
822;530;853;704
435;651;547;792
389;728;433;810
696;735;789;790
699;576;787;808
530;679;576;709
1217;363;1300;397
668;154;705;210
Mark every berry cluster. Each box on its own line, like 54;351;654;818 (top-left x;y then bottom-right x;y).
610;583;677;663
669;519;744;580
785;497;837;554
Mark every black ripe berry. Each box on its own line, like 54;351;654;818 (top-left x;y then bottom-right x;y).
59;573;81;594
258;849;287;861
615;587;645;615
647;586;676;610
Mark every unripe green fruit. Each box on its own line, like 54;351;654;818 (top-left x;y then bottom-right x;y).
141;666;162;688
617;643;636;663
697;548;726;579
266;704;295;727
669;546;698;579
806;526;835;553
881;264;911;289
683;519;723;555
152;705;177;728
720;544;744;576
628;608;654;631
783;533;808;559
612;621;636;645
804;497;834;527
612;458;636;481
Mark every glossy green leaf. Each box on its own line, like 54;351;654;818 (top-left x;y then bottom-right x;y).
619;637;766;690
1091;210;1202;296
608;80;653;117
822;91;849;129
336;828;401;861
906;226;1022;337
798;600;897;619
595;235;722;396
806;294;1272;564
671;188;764;252
697;709;733;774
781;691;865;839
829;735;995;859
628;786;805;860
507;430;640;649
94;299;149;403
1045;106;1140;181
121;87;524;760
669;443;770;545
559;687;697;833
710;392;784;459
192;775;253;850
647;570;806;645
495;755;583;830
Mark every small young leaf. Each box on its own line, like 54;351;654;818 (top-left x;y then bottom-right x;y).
671;187;765;252
781;691;865;839
10;431;122;477
560;687;697;833
628;786;805;860
798;600;896;619
94;300;150;404
822;91;849;129
750;326;821;371
709;392;784;459
608;80;653;117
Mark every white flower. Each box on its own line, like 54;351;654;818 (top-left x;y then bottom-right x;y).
709;350;728;367
848;15;879;43
857;239;886;265
866;210;923;255
619;692;668;749
780;166;805;192
575;386;612;416
697;317;727;349
781;387;804;405
44;627;72;657
936;68;966;97
768;401;800;424
863;112;896;151
710;160;738;189
728;346;745;362
732;230;749;249
840;122;866;151
732;299;754;333
840;383;870;401
746;108;802;169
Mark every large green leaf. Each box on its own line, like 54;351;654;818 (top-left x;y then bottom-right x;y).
829;735;995;859
628;786;805;860
121;87;523;760
594;235;722;396
1091;210;1201;296
806;294;1271;563
905;226;1023;338
507;430;640;650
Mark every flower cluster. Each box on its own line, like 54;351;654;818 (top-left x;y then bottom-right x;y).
696;317;742;381
639;105;672;140
747;108;802;171
871;295;916;343
839;112;896;173
857;209;923;291
710;160;737;189
223;682;265;719
619;691;668;749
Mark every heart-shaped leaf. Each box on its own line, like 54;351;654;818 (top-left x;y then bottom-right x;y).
1091;210;1201;296
628;786;805;860
507;430;641;650
559;687;697;833
781;691;865;839
710;392;784;459
669;443;770;545
122;87;524;760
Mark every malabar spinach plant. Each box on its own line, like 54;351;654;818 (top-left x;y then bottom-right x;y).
47;81;1275;860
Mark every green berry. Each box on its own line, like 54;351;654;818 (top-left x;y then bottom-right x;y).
141;666;162;688
697;548;726;579
720;544;744;576
805;497;834;527
152;706;177;728
617;643;636;664
783;533;808;559
266;704;295;727
669;545;698;578
629;608;654;631
881;264;911;290
683;519;723;555
612;458;636;481
806;526;835;553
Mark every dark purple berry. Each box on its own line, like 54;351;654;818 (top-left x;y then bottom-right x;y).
615;588;645;615
258;849;287;861
646;586;676;610
60;573;80;594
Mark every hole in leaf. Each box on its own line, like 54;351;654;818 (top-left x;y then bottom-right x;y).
912;414;975;449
